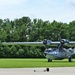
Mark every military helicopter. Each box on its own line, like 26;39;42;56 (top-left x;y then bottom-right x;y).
2;39;75;62
43;39;75;62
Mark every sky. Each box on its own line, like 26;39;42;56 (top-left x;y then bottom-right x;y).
0;0;75;23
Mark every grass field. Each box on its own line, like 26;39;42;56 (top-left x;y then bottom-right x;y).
0;58;75;68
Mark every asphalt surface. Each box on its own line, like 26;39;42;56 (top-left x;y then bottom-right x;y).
0;67;75;75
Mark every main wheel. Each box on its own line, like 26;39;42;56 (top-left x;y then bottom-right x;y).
48;59;52;62
68;57;72;62
46;68;49;72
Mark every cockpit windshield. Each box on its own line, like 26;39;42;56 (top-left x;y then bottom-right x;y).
45;48;57;52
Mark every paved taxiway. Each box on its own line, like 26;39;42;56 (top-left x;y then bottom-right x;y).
0;67;75;75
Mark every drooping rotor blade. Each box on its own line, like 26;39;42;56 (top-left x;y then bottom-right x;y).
51;42;60;44
2;39;75;46
69;41;75;44
2;42;43;46
1;41;60;47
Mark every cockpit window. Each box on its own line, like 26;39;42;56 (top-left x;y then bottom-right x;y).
45;48;57;52
46;50;52;52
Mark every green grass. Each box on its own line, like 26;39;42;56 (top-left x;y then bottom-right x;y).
0;58;75;68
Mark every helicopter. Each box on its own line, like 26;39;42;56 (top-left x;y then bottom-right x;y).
2;39;75;62
43;39;75;62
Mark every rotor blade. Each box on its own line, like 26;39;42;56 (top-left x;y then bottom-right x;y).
69;41;75;44
52;41;75;45
2;42;43;46
51;42;60;44
2;41;60;45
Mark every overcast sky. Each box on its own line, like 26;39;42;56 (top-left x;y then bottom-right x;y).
0;0;75;23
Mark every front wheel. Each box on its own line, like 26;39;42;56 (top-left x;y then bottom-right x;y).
68;57;72;62
48;59;52;62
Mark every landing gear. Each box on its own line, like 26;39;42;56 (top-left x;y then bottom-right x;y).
46;68;49;72
68;57;72;62
48;59;52;62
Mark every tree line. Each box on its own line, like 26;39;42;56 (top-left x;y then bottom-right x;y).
0;16;75;58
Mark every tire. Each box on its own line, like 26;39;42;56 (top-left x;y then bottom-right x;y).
46;68;49;72
69;57;72;62
48;59;52;62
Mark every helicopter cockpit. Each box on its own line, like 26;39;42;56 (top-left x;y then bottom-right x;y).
44;48;57;53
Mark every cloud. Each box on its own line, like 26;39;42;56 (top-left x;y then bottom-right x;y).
0;0;28;6
0;0;29;20
67;0;75;6
0;0;74;23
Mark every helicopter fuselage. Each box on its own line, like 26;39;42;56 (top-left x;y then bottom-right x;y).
44;48;75;62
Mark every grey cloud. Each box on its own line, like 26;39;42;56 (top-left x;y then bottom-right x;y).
67;0;75;6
